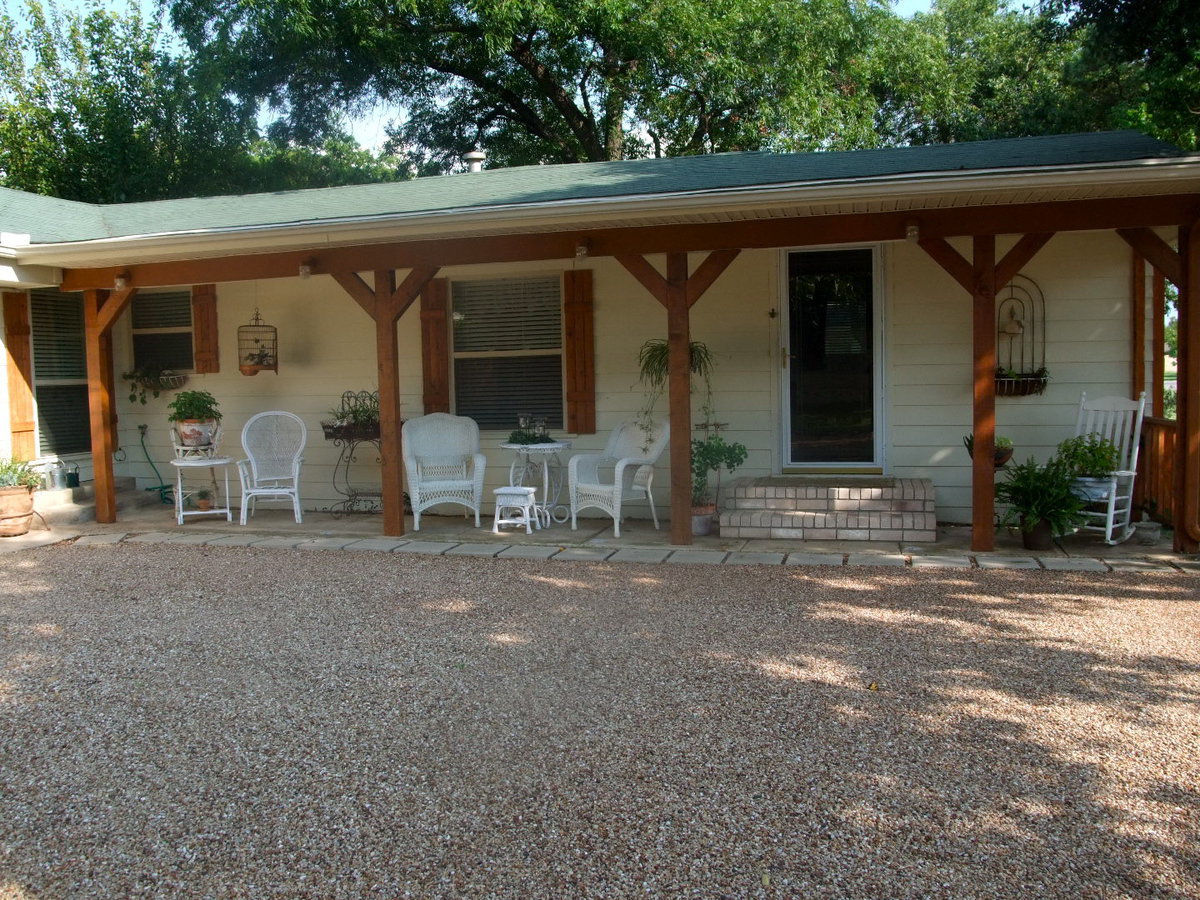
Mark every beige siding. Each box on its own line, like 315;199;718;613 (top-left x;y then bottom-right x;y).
887;231;1139;524
108;233;1141;527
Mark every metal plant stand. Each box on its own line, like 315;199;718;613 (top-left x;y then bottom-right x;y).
322;390;384;516
328;435;383;516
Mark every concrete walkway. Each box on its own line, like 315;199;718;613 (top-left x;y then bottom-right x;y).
3;501;1196;573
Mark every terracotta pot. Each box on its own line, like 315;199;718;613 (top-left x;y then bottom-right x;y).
0;485;35;537
1020;516;1054;551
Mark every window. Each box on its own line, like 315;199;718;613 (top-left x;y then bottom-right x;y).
450;276;563;429
131;290;194;371
30;290;90;456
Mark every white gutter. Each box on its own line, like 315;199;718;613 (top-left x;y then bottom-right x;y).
15;156;1200;268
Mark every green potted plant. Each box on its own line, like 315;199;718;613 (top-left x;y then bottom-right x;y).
194;488;214;511
994;455;1086;550
1056;434;1121;501
168;389;222;447
0;457;42;537
963;433;1014;467
321;391;381;441
690;434;748;536
636;338;715;451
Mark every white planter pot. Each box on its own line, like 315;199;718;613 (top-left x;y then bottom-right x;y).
175;419;218;447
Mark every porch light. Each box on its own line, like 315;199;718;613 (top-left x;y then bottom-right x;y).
298;261;313;279
238;308;278;376
114;272;129;290
905;221;920;243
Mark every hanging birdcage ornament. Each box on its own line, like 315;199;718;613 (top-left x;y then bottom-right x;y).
238;308;278;376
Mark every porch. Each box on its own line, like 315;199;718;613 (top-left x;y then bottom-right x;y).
16;478;1185;570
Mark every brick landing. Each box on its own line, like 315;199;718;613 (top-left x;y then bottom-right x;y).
719;476;937;541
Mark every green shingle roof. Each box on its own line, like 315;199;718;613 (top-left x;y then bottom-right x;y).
0;131;1186;246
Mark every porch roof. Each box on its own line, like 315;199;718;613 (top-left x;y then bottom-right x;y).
1;131;1194;254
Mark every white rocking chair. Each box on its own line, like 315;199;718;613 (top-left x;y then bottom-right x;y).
237;411;307;525
402;413;487;530
1071;392;1146;544
569;419;669;538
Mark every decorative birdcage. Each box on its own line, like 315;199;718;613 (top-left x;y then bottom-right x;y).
238;308;278;376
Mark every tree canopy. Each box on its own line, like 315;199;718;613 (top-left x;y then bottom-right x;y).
0;0;410;202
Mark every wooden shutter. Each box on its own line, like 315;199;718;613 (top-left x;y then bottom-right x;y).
421;278;450;413
191;284;219;373
564;269;596;434
3;292;36;458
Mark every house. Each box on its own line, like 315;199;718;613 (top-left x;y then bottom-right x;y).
1;130;1198;551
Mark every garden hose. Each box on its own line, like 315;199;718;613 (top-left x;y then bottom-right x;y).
139;426;173;505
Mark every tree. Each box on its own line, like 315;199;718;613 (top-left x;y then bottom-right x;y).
865;0;1108;146
0;0;409;203
1059;0;1199;149
168;0;888;169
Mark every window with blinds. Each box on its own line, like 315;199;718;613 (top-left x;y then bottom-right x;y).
451;276;563;429
30;290;90;456
131;290;194;371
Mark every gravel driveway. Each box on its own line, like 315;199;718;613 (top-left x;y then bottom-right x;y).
2;542;1198;899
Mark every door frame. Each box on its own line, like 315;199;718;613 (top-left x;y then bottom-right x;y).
779;244;886;472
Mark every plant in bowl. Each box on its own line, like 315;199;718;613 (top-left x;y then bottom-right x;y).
994;455;1085;550
1056;434;1120;478
168;390;222;447
0;457;42;537
636;338;715;451
121;361;187;404
690;433;748;535
962;433;1014;467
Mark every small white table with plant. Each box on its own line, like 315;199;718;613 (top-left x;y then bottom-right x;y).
501;416;572;525
166;389;232;524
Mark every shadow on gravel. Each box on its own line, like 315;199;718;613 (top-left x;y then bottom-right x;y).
1;544;1197;898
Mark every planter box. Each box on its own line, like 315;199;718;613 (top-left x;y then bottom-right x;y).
996;375;1048;397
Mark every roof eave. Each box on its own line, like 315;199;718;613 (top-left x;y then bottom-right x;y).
16;156;1200;269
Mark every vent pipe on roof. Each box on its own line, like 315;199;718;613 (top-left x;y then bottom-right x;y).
464;149;486;173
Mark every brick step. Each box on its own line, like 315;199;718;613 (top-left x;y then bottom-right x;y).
720;476;937;541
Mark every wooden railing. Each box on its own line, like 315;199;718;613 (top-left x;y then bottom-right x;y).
1135;416;1177;525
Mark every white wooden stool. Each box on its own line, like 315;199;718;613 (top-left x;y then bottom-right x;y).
493;486;540;534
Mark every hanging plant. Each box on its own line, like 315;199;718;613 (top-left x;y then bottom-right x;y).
121;361;187;404
636;339;715;448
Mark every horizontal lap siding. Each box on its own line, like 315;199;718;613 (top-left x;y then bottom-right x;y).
110;254;779;516
887;232;1135;524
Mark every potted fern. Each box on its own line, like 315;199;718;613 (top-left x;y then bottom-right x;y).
994;455;1085;550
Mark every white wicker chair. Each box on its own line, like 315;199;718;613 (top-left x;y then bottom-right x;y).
402;413;487;530
1071;392;1146;544
569;419;669;537
236;411;307;525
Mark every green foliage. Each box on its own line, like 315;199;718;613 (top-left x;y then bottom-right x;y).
168;0;884;167
1056;434;1121;477
506;429;557;445
994;455;1085;536
1164;388;1177;420
963;433;1013;455
690;434;748;506
166;390;221;422
0;457;42;490
0;0;409;201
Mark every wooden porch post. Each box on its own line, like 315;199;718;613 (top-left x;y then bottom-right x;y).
83;286;137;523
1132;252;1146;398
1178;225;1200;553
665;252;693;545
919;232;1051;551
331;266;438;536
616;249;740;545
971;236;998;552
1153;270;1166;417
